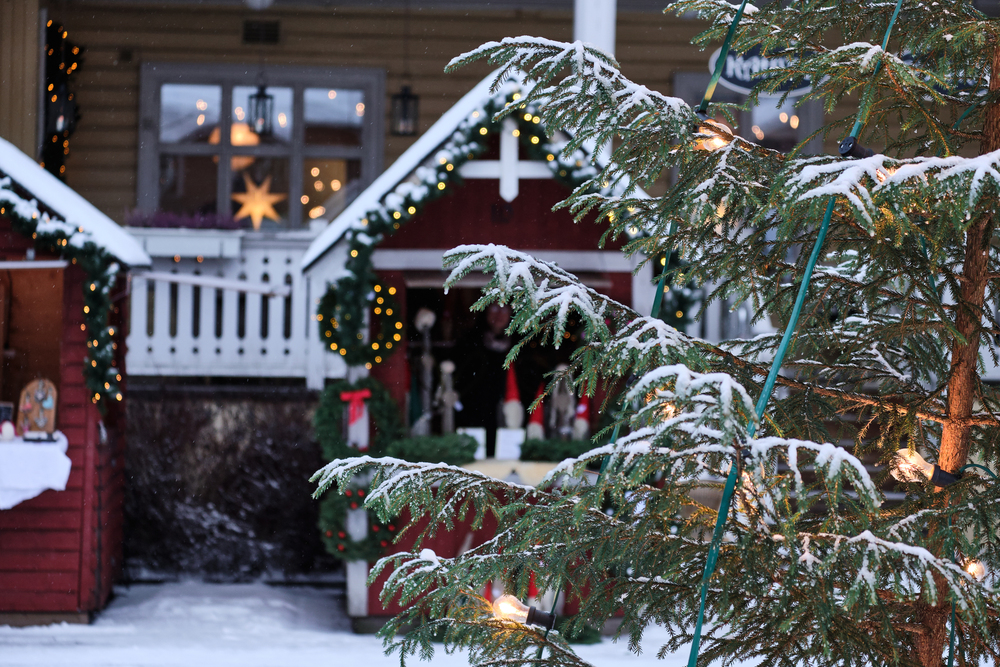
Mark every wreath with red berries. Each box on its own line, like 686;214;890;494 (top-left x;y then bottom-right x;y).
318;483;401;562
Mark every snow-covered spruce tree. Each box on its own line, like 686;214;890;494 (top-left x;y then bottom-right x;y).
312;2;1000;665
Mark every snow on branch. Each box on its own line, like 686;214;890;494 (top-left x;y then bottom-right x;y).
446;36;696;154
311;455;538;536
783;149;1000;233
444;244;628;349
802;529;990;608
626;364;756;448
750;436;880;507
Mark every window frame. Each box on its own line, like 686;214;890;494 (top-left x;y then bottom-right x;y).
138;62;385;228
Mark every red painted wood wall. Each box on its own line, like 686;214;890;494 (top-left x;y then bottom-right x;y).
0;220;125;618
372;178;633;422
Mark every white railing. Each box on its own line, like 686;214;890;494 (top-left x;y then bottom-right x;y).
125;227;348;389
124;229;1000;387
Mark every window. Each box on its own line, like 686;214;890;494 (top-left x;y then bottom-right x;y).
138;64;384;230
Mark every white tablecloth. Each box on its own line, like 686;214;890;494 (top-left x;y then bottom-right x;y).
0;431;71;510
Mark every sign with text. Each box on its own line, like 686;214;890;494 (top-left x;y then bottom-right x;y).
708;44;812;97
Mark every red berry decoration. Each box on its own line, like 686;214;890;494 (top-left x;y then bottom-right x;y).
388;524;396;532
337;544;346;552
350;502;358;509
372;525;380;532
338;531;346;539
325;530;333;538
357;489;365;497
345;489;353;497
380;540;388;547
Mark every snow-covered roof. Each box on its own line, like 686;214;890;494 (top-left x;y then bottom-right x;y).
301;70;646;271
0;136;151;267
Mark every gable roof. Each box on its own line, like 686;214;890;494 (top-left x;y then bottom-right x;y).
301;69;646;272
0;136;151;267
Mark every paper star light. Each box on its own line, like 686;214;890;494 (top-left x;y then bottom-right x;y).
232;174;287;230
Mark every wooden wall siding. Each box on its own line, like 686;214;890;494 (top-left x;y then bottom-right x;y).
47;3;709;222
0;252;123;614
0;0;40;157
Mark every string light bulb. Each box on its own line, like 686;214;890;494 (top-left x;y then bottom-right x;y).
965;559;987;581
891;449;934;482
695;120;732;151
890;449;961;487
491;595;556;630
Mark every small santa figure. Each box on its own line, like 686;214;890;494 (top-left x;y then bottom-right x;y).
572;392;590;441
526;384;546;441
502;366;523;429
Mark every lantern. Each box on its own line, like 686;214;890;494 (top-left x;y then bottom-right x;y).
391;85;419;136
248;85;274;137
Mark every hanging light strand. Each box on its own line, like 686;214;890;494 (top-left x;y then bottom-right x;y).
685;2;907;666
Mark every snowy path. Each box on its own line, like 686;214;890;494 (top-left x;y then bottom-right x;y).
0;582;750;667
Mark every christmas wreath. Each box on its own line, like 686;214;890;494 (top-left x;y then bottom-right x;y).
317;276;403;369
315;378;403;560
318;483;401;561
314;377;403;460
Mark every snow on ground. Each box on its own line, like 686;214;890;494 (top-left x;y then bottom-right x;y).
0;581;754;667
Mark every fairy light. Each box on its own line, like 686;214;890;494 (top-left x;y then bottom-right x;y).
695;120;732;151
491;595;555;629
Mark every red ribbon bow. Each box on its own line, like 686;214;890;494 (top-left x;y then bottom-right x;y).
340;389;371;425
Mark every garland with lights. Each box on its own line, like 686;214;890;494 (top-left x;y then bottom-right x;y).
0;176;123;409
41;20;83;181
319;84;611;367
317;277;404;368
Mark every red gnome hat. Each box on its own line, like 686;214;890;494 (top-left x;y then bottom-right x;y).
502;366;524;428
526;384;545;440
505;366;520;403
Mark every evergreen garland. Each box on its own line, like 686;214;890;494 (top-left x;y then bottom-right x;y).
0;175;123;410
41;20;83;181
313;377;403;460
317;82;618;367
315;381;477;562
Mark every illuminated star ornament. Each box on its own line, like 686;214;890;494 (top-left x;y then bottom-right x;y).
232;174;287;229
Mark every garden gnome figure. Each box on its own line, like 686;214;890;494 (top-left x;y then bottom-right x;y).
438;360;459;433
412;307;436;436
502;366;523;428
549;365;575;440
526;384;546;440
572;392;590;441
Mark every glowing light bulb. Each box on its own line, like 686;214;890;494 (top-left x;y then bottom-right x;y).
492;594;555;629
891;449;934;483
695;121;732;151
964;559;987;580
493;595;529;624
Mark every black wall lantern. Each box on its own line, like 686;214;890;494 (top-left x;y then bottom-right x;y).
391;85;419;136
248;85;274;137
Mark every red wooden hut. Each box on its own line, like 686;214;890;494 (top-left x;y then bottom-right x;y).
301;71;652;625
0;137;151;624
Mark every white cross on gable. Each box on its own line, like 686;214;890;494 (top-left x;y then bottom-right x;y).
457;118;553;202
